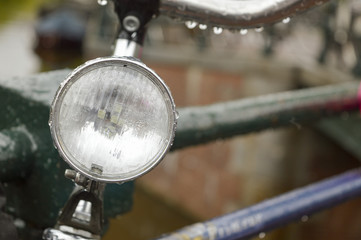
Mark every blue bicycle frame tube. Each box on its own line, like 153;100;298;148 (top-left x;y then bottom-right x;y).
155;168;361;240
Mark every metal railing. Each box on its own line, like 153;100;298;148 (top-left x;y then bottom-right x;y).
159;0;331;29
1;0;361;239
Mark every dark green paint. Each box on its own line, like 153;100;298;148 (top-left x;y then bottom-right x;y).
0;128;33;181
172;81;360;150
317;113;361;159
0;71;133;239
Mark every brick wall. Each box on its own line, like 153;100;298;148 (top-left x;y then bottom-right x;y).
134;61;361;240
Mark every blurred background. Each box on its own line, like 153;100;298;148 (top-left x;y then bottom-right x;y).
1;0;361;239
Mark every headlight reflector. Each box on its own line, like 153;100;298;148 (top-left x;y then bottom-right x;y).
50;57;176;182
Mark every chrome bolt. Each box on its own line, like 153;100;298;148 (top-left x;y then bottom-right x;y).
123;15;140;32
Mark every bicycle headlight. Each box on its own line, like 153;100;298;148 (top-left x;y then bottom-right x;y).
49;57;176;182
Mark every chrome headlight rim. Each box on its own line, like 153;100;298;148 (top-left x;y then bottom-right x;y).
49;57;177;183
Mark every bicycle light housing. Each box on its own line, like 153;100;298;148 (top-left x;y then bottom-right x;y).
49;57;176;182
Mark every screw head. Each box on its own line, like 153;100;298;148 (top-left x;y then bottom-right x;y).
123;15;141;32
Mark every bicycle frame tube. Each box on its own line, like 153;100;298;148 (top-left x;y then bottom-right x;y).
155;168;361;240
173;81;360;150
159;0;330;29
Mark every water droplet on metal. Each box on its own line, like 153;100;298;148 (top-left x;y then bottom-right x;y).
13;219;26;229
255;27;264;33
185;21;197;29
97;0;108;6
282;17;291;24
213;27;223;35
259;232;266;239
301;215;309;222
240;29;248;35
199;24;207;30
175;111;180;120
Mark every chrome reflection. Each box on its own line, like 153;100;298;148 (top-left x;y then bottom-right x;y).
159;0;330;29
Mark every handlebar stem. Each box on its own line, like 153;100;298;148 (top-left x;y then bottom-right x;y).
112;0;159;45
43;174;105;240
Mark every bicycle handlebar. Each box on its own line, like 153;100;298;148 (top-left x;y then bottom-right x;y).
159;0;329;29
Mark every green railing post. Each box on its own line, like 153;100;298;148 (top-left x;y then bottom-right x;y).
0;71;134;239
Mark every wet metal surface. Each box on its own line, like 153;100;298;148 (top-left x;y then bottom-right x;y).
0;71;134;239
155;168;361;240
3;71;359;152
160;0;330;29
173;81;360;150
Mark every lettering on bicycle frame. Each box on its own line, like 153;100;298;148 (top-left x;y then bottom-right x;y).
166;213;263;239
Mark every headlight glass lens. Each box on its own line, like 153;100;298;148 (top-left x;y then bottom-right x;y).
50;58;176;182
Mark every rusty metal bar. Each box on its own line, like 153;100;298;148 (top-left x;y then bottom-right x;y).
172;81;360;150
159;0;330;29
155;167;361;240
